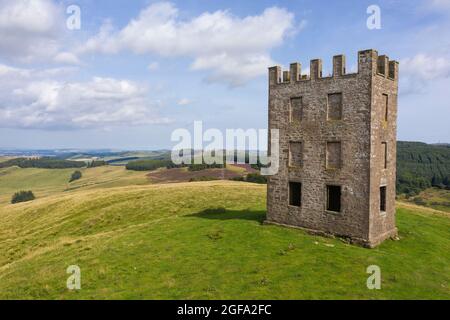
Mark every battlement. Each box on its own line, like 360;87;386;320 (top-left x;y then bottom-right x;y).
269;49;399;85
267;48;399;248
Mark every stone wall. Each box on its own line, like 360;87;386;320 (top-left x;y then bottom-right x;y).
368;55;399;246
266;49;398;247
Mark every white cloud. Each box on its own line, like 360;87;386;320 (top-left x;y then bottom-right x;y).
0;0;60;33
0;0;65;62
53;52;81;65
78;2;297;86
0;64;76;84
79;19;118;55
400;53;450;94
402;54;450;80
0;64;170;130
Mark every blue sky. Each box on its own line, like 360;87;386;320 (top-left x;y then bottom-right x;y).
0;0;449;149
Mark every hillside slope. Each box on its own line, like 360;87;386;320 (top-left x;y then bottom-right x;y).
0;166;150;205
397;141;450;194
0;181;448;299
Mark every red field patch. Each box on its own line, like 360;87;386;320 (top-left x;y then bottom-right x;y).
147;166;255;184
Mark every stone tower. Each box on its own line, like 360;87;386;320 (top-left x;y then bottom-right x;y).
266;49;399;248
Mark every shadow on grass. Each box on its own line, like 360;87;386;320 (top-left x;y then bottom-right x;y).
186;207;266;224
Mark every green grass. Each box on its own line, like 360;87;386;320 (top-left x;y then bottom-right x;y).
224;164;247;173
0;181;448;299
401;188;450;213
0;166;75;204
0;166;149;205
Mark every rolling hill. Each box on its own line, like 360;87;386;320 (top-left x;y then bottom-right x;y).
0;180;448;299
0;166;150;205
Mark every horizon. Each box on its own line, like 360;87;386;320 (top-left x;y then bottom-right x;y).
0;140;449;154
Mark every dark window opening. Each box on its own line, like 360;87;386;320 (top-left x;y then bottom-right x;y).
380;186;387;212
383;94;389;121
289;182;302;207
327;185;341;212
382;142;387;169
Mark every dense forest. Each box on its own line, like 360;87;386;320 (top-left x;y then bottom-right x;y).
397;142;450;195
125;159;174;171
125;159;226;172
0;157;85;169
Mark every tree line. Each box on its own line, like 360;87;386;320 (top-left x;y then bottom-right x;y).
0;157;85;169
397;142;450;196
125;158;226;172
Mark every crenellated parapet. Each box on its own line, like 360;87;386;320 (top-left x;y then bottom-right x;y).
269;49;399;85
267;48;399;247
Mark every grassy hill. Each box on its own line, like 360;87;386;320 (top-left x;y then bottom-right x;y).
0;180;448;299
0;166;150;205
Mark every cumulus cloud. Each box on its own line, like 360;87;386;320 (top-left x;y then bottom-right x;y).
0;0;83;65
400;53;450;94
53;52;81;65
0;64;170;130
78;2;297;86
0;64;76;84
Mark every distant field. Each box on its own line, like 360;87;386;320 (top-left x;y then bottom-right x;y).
0;181;448;299
400;188;450;213
0;166;150;205
0;164;257;204
0;157;15;163
67;150;172;165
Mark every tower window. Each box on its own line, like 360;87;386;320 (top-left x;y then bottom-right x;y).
289;141;303;167
380;186;387;212
327;185;341;213
327;93;342;120
290;97;303;122
289;182;302;207
326;141;341;169
382;94;388;121
381;142;387;169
